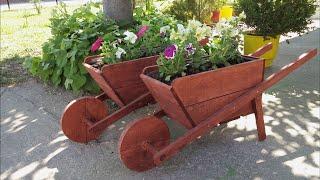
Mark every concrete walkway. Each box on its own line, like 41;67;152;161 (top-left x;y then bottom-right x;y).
1;29;319;179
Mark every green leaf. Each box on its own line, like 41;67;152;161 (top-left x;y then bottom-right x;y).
64;78;73;89
70;74;86;91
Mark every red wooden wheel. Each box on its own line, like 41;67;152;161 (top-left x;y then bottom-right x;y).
61;97;108;143
119;116;170;172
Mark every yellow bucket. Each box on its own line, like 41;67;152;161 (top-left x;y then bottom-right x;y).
220;6;233;20
244;34;280;67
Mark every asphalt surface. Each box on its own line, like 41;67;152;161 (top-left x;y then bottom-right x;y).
1;29;319;180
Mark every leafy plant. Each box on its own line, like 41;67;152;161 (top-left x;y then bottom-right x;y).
157;17;244;83
25;2;117;93
30;0;42;14
234;0;317;37
165;0;226;22
98;9;178;64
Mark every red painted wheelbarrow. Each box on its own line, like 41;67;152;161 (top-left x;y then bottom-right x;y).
61;56;158;143
118;47;317;171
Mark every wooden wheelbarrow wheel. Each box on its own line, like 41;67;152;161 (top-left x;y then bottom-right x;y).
61;97;109;143
119;116;170;172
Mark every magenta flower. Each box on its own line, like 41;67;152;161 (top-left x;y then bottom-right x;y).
91;37;103;52
164;45;178;60
185;43;196;56
136;25;149;39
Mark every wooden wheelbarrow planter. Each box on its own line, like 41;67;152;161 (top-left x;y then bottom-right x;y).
118;46;317;172
61;56;158;143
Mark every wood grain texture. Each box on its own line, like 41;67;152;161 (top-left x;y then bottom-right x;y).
172;57;264;107
60;97;108;143
119;116;170;172
84;55;158;106
83;56;125;107
141;73;195;129
102;56;159;104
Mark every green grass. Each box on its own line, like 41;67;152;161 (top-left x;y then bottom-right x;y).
0;5;80;86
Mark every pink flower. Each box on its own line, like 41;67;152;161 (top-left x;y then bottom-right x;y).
91;37;103;52
164;45;178;60
136;25;149;39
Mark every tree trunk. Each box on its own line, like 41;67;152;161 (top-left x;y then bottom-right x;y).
103;0;133;24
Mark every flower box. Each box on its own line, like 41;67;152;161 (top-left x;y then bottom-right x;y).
84;55;159;106
141;55;264;128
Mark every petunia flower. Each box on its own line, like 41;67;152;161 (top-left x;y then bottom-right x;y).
136;25;149;39
124;31;138;44
164;45;178;60
185;43;196;56
91;37;103;52
160;25;170;35
116;47;126;59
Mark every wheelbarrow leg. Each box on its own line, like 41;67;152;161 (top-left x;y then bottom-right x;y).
252;95;266;141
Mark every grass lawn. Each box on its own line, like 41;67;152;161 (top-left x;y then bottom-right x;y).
0;4;80;86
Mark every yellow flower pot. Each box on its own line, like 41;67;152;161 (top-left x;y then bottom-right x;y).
220;6;233;20
244;34;280;67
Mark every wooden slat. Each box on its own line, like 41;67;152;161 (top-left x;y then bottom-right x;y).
186;89;255;124
83;56;125;107
102;56;159;89
141;74;194;129
172;58;265;107
114;82;149;104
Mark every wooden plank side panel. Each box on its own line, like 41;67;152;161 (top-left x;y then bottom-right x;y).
83;61;125;107
172;58;265;107
114;82;149;104
141;74;194;129
186;89;255;124
102;56;159;89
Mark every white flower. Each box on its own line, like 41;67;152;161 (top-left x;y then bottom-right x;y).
187;19;202;31
212;29;219;37
239;11;246;19
177;24;187;34
195;26;211;41
160;25;171;34
123;31;137;44
116;47;126;59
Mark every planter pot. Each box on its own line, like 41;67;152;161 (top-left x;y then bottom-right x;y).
244;34;280;67
220;5;233;20
211;10;220;23
83;55;159;106
140;56;265;129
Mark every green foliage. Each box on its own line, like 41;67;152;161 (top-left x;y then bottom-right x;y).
25;2;117;93
100;9;178;64
165;0;226;22
30;0;42;14
234;0;317;37
157;18;244;83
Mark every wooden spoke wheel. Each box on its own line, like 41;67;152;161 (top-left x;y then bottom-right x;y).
119;116;170;172
61;97;108;143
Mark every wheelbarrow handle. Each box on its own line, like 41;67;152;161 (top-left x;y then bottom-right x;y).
153;49;318;165
249;42;273;57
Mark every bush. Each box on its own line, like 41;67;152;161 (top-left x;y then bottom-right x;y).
25;2;117;93
234;0;317;37
165;0;226;23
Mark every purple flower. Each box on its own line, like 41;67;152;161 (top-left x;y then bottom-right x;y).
91;37;103;52
164;45;178;59
185;43;196;56
136;25;149;39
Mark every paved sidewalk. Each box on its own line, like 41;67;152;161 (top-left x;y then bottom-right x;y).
1;29;319;179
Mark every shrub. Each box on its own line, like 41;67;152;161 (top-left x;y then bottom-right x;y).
25;2;116;93
165;0;227;23
234;0;317;37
